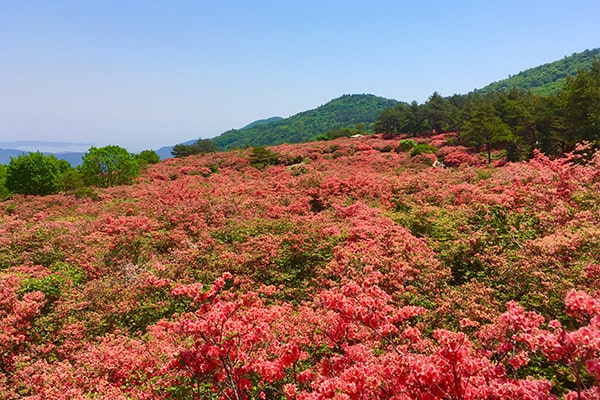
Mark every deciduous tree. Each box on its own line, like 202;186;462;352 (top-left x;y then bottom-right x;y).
80;145;139;187
5;151;68;195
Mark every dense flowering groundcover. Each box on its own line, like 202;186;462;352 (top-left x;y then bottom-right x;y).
1;135;600;399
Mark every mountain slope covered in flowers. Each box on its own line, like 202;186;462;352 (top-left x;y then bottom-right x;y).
1;134;600;399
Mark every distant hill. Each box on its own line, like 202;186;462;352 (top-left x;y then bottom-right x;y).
0;140;91;152
0;141;91;166
477;48;600;95
210;94;399;150
0;149;28;165
155;139;197;160
240;116;284;130
0;148;86;166
154;117;285;159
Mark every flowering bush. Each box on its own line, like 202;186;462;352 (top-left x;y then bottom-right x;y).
1;136;599;398
443;149;484;167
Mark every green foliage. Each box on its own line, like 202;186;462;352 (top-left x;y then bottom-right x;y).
19;275;66;307
388;206;481;286
470;205;540;250
373;101;427;137
239;116;284;129
406;100;429;135
56;169;85;193
136;150;161;166
51;262;87;287
17;262;86;314
558;61;600;145
5;151;69;195
0;164;10;198
372;50;600;159
478;48;600;95
116;285;185;334
268;235;340;302
443;241;488;286
171;139;218;158
461;101;515;163
422;92;459;133
373;105;405;136
5;203;15;215
248;147;280;169
79;145;140;187
317;123;367;141
410;143;438;156
55;169;99;199
212;94;398;150
397;139;417;152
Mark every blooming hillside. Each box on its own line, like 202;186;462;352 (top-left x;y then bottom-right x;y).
1;134;600;399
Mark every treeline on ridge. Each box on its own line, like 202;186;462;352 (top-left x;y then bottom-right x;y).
173;59;600;163
171;94;398;156
372;60;600;162
478;48;600;95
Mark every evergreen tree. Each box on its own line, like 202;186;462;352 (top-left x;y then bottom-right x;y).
374;105;406;138
171;139;217;158
558;61;600;146
406;101;428;136
461;102;514;164
422;92;457;133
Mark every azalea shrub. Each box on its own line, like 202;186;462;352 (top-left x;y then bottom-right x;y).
1;134;600;399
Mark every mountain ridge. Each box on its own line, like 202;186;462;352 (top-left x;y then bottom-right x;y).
240;116;284;130
477;48;600;95
210;94;399;150
0;148;87;166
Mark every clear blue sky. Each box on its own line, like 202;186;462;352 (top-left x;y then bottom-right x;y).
1;0;599;151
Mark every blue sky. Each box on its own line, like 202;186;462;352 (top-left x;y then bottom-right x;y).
1;1;599;151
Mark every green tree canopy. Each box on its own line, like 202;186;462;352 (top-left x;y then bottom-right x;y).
373;102;428;138
373;105;406;137
558;61;600;146
0;164;10;198
405;101;429;136
422;92;458;133
5;151;68;195
80;145;140;187
461;102;515;164
212;94;398;150
478;48;600;96
248;147;280;169
136;150;161;166
171;139;218;158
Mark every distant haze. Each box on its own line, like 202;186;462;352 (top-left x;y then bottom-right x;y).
0;141;92;153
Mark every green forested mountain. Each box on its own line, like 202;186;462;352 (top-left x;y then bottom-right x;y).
211;94;398;150
373;58;600;161
478;48;600;95
240;116;284;130
173;49;598;155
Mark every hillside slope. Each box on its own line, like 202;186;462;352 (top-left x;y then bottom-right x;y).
155;117;285;159
1;134;599;398
211;94;399;149
240;116;284;130
477;47;600;95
